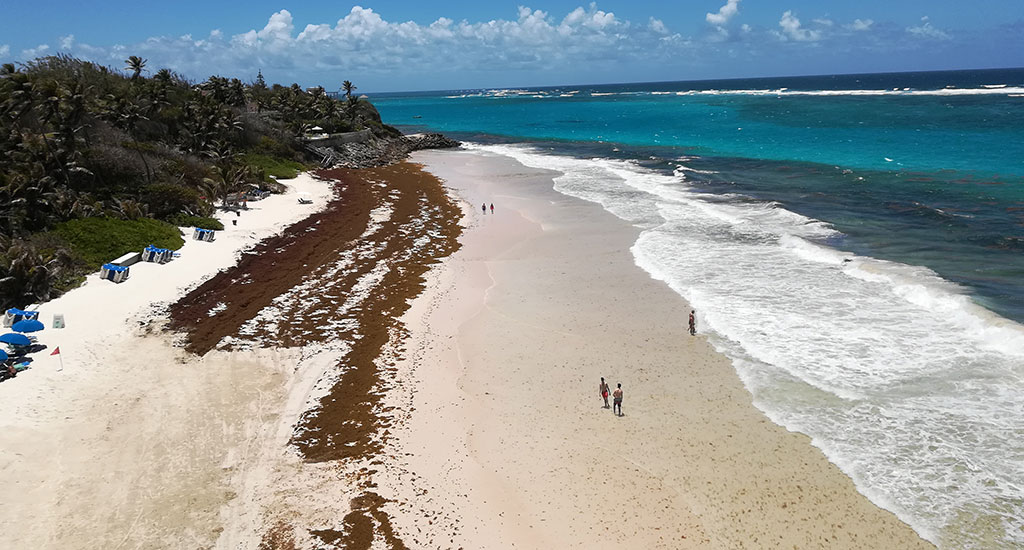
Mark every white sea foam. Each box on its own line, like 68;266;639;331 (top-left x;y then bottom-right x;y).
468;141;1024;548
444;85;1024;102
673;164;718;176
668;87;1024;97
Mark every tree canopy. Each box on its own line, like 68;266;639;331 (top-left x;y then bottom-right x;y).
0;54;392;309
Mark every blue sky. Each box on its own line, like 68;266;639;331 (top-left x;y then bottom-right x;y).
2;1;1023;92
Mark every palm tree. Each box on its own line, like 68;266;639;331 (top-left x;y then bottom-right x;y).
342;80;356;100
346;95;360;126
116;99;154;185
125;56;147;81
0;238;74;309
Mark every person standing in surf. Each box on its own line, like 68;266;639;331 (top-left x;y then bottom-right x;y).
688;310;696;335
613;383;623;416
599;377;610;408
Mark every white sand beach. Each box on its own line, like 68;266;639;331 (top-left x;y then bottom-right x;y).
0;174;335;549
374;149;933;549
0;150;934;549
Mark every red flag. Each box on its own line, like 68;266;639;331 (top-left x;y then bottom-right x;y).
50;347;60;356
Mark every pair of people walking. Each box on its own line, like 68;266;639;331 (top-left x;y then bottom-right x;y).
481;202;494;214
599;377;623;416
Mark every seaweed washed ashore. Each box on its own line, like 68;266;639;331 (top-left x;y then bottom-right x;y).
167;162;462;547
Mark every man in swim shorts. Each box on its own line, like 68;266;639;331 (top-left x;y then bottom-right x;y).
600;377;610;408
613;383;623;416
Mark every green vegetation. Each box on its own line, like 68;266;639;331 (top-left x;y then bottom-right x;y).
241;153;305;181
50;217;184;268
0;54;400;309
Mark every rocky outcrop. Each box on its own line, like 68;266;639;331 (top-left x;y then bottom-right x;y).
305;133;461;169
401;133;461;151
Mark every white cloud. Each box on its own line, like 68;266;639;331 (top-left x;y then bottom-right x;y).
59;35;75;50
848;19;873;31
706;0;741;26
234;8;295;49
562;4;617;31
907;16;950;40
17;5;680;87
0;44;9;58
812;18;833;27
778;10;822;41
649;17;668;35
21;44;50;58
740;23;751;33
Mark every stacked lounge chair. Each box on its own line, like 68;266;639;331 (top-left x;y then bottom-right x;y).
100;263;130;283
193;228;216;242
142;244;174;263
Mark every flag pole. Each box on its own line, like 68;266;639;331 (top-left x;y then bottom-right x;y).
51;346;63;371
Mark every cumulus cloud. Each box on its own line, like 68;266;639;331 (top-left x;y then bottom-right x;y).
6;4;988;90
8;5;684;87
907;16;950;40
649;17;668;35
848;19;873;31
706;0;741;26
778;10;822;41
235;8;295;49
562;4;616;31
21;44;50;58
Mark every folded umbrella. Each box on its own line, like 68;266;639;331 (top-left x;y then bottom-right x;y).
0;333;32;347
12;319;44;333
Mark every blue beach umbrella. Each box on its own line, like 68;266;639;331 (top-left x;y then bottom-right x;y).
0;333;32;346
0;349;7;361
12;319;44;333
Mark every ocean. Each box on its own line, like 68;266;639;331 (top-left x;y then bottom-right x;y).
370;68;1024;549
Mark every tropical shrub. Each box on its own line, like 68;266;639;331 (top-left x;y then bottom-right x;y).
241;153;305;180
166;214;223;230
143;183;204;219
50;217;184;268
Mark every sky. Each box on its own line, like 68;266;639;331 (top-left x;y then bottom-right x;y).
1;1;1023;92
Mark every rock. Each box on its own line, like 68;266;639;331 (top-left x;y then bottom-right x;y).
306;133;461;169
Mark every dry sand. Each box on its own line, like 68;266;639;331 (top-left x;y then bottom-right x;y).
0;174;335;549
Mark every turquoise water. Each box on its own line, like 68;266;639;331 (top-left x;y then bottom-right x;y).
374;69;1024;549
373;69;1024;322
374;70;1024;177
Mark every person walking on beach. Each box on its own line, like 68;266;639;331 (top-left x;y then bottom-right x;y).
490;203;494;214
482;202;487;214
688;310;696;336
612;383;623;416
599;377;610;408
